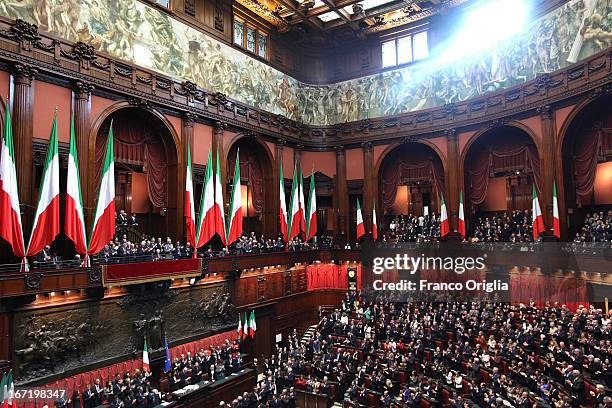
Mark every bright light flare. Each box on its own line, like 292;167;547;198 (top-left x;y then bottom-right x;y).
438;0;529;63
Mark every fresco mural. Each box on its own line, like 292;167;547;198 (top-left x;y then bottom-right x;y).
0;0;611;126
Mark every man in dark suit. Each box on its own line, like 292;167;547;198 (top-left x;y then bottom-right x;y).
82;384;93;408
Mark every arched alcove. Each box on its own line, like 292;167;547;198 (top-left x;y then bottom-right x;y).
559;95;612;238
462;125;541;234
90;106;181;240
377;142;446;224
226;136;274;237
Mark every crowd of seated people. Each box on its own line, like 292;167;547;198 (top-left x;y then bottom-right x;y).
53;368;162;408
52;340;242;408
382;214;441;243
219;292;611;408
573;211;612;243
167;340;243;392
468;210;534;243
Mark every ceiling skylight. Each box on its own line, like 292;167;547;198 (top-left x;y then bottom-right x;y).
318;11;341;22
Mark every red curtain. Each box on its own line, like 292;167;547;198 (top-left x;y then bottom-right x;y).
467;140;541;205
381;146;445;211
572;128;604;204
509;272;588;311
95;113;168;208
25;330;235;408
228;148;264;215
306;264;362;290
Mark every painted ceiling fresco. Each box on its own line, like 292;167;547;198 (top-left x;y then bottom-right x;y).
0;0;611;125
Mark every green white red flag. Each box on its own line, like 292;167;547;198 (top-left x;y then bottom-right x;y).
356;198;365;240
214;151;227;245
27;112;60;257
305;172;317;241
279;157;288;241
288;163;300;240
65;115;88;255
532;184;545;240
237;313;243;338
184;143;197;251
248;310;257;337
440;192;449;237
372;201;378;241
553;180;560;239
88;125;115;254
226;150;243;246
0;371;14;408
458;191;466;238
196;150;215;247
142;338;150;371
298;167;306;238
0;102;25;258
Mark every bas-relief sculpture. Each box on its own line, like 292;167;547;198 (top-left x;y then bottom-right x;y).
0;0;611;125
12;283;235;383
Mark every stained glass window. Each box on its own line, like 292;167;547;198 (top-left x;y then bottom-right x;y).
246;27;256;53
234;20;244;46
258;33;267;58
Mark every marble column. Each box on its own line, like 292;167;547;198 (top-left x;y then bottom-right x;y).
212;121;227;198
362;142;374;239
445;128;461;238
538;105;556;239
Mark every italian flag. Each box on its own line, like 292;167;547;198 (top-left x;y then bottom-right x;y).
372;201;378;241
305;172;317;241
142;338;150;371
27;112;60;256
440;192;449;237
0;102;25;258
65;115;88;255
298;167;306;238
279;157;288;242
288;163;300;240
243;312;250;338
553;180;560;239
458;191;466;238
213;151;227;245
237;313;243;338
196;150;215;247
356;198;365;240
226;150;242;246
248;310;257;337
532;184;545;240
88;125;115;255
185;144;197;251
0;371;14;408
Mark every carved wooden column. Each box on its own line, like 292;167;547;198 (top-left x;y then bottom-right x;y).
445;128;461;237
362;142;374;239
274;139;286;239
73;81;94;209
12;63;37;233
212;121;227;198
294;144;303;170
538;105;556;239
335;146;349;240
